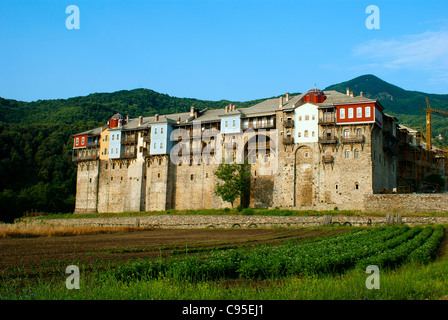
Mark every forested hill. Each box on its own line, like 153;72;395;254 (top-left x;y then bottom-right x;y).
0;75;447;222
0;89;266;125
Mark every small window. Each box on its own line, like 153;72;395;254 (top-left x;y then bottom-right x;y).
111;135;114;140
304;152;309;158
89;178;92;183
111;177;113;181
105;135;108;141
112;163;115;169
161;127;164;134
75;137;79;145
354;148;360;158
158;173;160;178
155;128;157;134
356;107;362;118
305;115;309;121
355;183;359;190
81;137;85;145
232;119;236;127
160;142;163;149
190;174;194;181
312;131;315;137
115;148;118;154
304;130;309;137
340;109;345;119
366;107;371;118
345;149;350;159
206;173;208;178
312;115;315;120
298;132;301;137
225;121;228;128
348;108;354;119
335;184;339;190
105;163;108;169
299;116;302;121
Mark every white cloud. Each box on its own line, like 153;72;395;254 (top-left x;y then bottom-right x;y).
353;30;448;72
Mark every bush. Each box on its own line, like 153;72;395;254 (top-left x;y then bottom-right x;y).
242;208;254;216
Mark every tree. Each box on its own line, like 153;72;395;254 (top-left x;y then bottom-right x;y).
214;162;251;208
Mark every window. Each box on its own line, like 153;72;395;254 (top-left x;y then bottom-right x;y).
335;184;339;190
312;131;315;137
117;134;119;140
298;132;301;137
232;119;236;127
115;148;118;154
348;108;354;119
355;183;359;190
190;174;194;181
154;143;157;149
304;130;309;137
158;173;160;178
104;148;107;154
112;135;114;140
299;116;302;121
105;163;108;169
312;115;315;120
225;121;228;128
340;109;345;119
345;149;350;159
356;128;363;136
111;148;114;154
365;107;371;118
75;137;79;145
105;135;108;141
354;148;359;158
356;107;362;118
344;129;350;138
304;152;309;158
305;115;309;121
81;137;85;145
160;142;163;149
161;127;164;134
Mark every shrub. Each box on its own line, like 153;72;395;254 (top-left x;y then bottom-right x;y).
242;208;254;216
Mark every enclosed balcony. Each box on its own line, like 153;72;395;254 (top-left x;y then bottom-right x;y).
322;155;334;163
341;135;365;144
318;136;338;144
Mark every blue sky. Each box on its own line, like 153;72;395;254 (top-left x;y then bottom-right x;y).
0;0;447;102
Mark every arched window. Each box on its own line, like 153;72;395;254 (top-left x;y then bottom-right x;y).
356;128;363;136
344;129;350;138
345;149;350;159
298;132;301;137
304;130;309;137
354;148;360;158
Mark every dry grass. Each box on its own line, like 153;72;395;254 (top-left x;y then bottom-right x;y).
0;223;153;238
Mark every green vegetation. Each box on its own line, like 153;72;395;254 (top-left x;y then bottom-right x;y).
214;162;251;208
1;225;446;300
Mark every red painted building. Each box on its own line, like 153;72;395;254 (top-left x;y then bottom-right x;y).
335;102;383;127
73;134;88;149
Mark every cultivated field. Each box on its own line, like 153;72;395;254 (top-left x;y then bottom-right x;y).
1;223;448;300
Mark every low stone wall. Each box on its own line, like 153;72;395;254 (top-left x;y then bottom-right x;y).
364;193;448;213
28;214;448;229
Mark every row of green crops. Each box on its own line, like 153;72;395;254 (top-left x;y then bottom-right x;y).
113;226;445;283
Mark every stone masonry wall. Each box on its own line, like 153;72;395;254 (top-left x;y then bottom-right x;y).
364;193;448;213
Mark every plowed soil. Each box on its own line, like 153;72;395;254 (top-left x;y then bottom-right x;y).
0;228;350;273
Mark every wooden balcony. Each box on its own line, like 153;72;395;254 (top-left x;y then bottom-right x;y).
121;136;137;144
322;155;334;163
86;140;100;147
284;119;294;128
283;136;293;145
142;135;151;142
242;122;275;130
121;152;136;159
318;117;336;125
318;136;338;144
72;154;99;162
341;135;365;144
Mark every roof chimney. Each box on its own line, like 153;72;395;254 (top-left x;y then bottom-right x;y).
349;91;354;97
126;115;129;123
190;106;195;117
279;96;283;109
346;88;350;96
138;116;142;126
177;116;181;124
360;91;363;97
286;93;290;102
155;114;159;122
225;105;228;113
